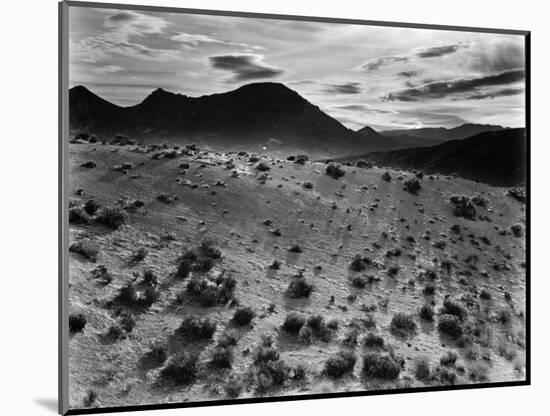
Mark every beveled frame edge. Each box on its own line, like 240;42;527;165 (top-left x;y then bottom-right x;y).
58;2;531;415
59;1;70;415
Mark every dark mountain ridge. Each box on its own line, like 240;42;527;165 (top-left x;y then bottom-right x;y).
70;83;383;154
333;128;526;187
380;123;507;143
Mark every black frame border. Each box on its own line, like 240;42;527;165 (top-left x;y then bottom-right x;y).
59;2;531;414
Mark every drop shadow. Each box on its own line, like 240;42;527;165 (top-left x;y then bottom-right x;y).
33;398;57;413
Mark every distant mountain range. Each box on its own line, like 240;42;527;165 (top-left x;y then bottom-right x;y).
335;128;526;187
70;83;384;154
380;123;506;144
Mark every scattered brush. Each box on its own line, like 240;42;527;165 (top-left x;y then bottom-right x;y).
441;299;467;320
95;206;128;229
69;313;87;333
69;207;91;225
363;332;384;349
69;240;99;262
323;350;357;378
325;163;345;179
176;240;222;278
419;304;435;321
437;314;464;339
141;345;168;369
175;316;216;341
414;358;431;381
440;350;458;367
286;277;314;298
390;313;417;337
186;272;236;306
350;254;372;272
83;199;101;216
160;353;199;385
231;306;255;326
256;161;271;172
449;195;476;220
282;312;306;333
210;346;233;369
362;352;402;379
403;179;421;195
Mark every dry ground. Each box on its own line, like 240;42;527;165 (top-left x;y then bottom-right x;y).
67;141;526;410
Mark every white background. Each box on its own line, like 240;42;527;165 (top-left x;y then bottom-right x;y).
1;0;546;415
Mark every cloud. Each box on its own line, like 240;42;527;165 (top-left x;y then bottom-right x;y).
465;87;525;100
468;41;525;73
171;32;261;50
363;56;409;71
324;82;362;94
209;54;284;82
383;69;525;101
92;65;125;74
363;43;468;72
104;10;169;35
415;43;469;58
397;71;419;78
335;104;395;114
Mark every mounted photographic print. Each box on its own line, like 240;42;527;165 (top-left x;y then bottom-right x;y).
59;1;530;414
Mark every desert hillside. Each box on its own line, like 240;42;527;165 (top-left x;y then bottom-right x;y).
67;139;526;409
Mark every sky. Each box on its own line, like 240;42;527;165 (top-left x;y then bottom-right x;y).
68;6;526;131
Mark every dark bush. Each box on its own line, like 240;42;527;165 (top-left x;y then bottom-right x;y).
423;283;436;296
511;223;523;237
254;345;280;365
282;312;306;333
95;206;128;229
210;346;233;369
160;353;199;384
440;350;458;367
325;163;345;179
286;277;313;298
69;313;87;333
403;179;421;195
175;316;216;341
232;306;255;326
132;247;148;262
142;269;158;287
83;390;98;408
390;313;417;337
84;199;101;216
142;345;168;368
298;326;313;344
415;358;431;381
81;161;97;169
350;255;371;272
255;359;290;391
186;273;236;306
91;265;112;285
69;207;91;225
479;289;492;300
256;161;271;172
450;195;476;220
356;159;373;169
176;240;222;278
288;244;302;253
437;314;464;339
69;240;99;262
441;299;467;320
382;171;391;181
362;352;401;379
324;350;357;378
419;304;435;321
435;366;457;385
363;332;384;349
294;155;309;164
217;330;238;348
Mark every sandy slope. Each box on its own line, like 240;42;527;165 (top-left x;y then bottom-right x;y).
67;141;526;409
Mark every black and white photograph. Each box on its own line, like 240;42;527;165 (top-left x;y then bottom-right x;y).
61;1;528;413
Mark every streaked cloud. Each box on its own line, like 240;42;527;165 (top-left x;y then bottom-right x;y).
209;54;285;82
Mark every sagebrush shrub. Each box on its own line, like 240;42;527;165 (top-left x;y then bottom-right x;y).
282;312;306;333
160;353;199;384
324;350;357;378
69;313;87;332
175;316;216;341
95;206;128;229
362;352;401;379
